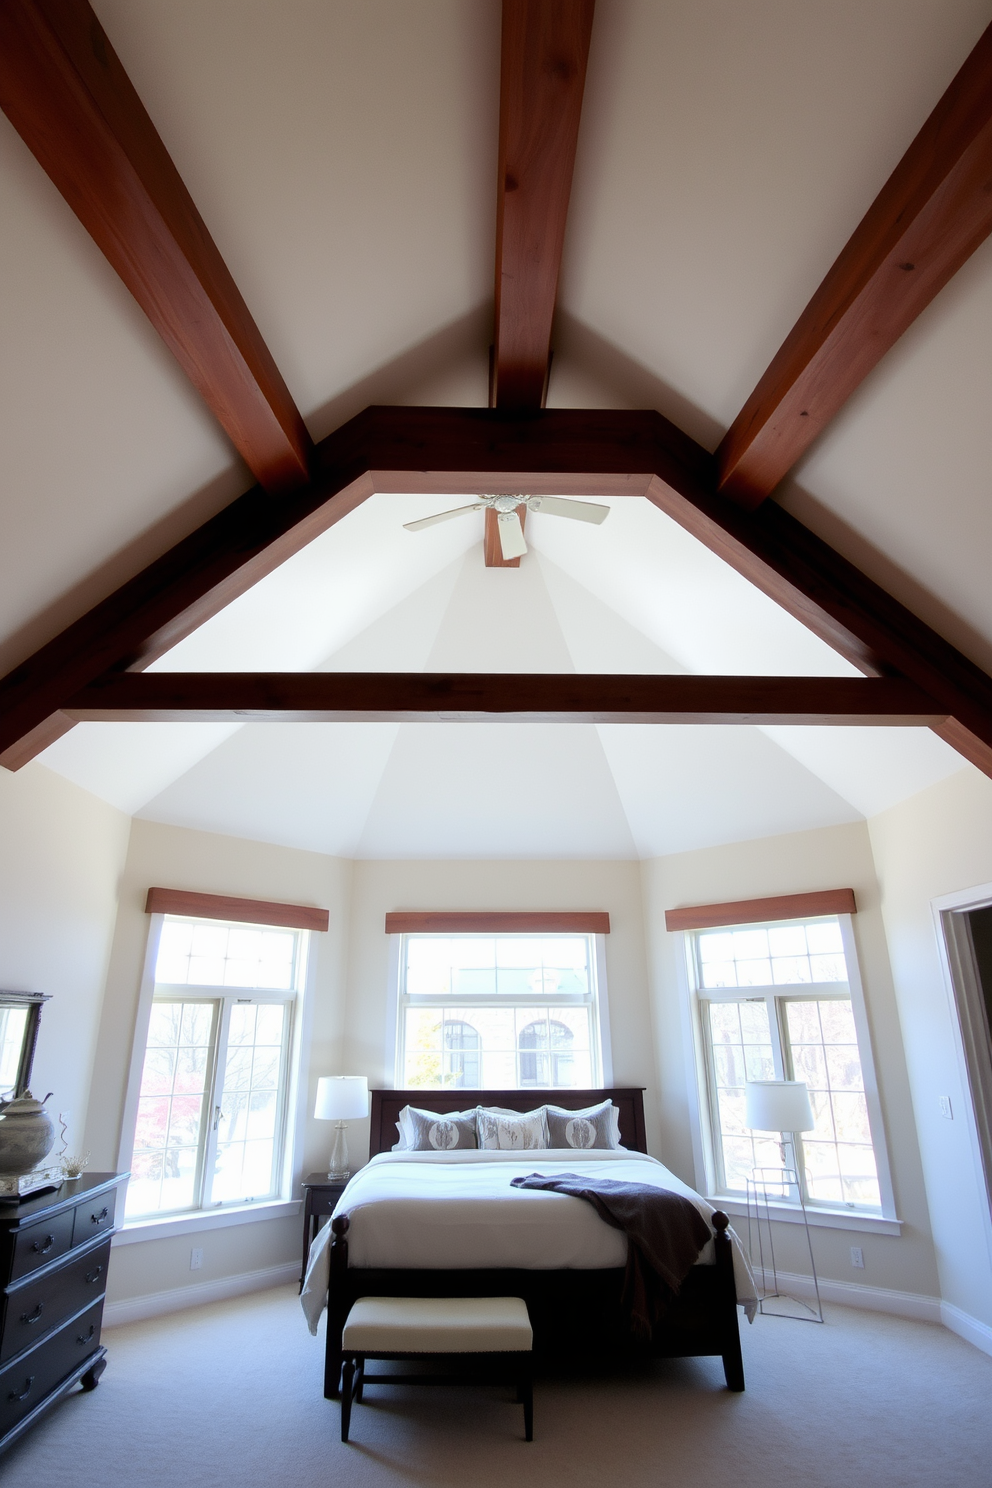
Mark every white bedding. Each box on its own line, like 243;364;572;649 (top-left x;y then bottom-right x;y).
301;1148;756;1333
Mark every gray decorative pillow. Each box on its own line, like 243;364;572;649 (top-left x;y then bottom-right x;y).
476;1106;548;1150
544;1100;620;1150
402;1106;478;1152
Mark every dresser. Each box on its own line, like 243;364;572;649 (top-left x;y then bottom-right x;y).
0;1173;125;1456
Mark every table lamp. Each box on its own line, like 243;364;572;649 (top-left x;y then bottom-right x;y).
314;1075;369;1182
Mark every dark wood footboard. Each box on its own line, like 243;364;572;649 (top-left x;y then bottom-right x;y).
325;1210;744;1398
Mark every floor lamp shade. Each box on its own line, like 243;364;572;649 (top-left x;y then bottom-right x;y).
745;1080;814;1133
314;1076;369;1122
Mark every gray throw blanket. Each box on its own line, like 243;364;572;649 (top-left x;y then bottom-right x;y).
510;1172;713;1340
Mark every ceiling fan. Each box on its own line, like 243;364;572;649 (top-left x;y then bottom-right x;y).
403;493;609;560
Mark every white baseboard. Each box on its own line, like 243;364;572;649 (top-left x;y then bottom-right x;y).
103;1261;298;1328
940;1300;992;1358
752;1266;941;1323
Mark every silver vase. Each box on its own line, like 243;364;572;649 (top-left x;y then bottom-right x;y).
0;1091;56;1176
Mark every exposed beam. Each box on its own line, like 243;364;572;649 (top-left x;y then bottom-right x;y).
0;0;312;493
492;0;594;410
717;20;992;508
64;672;943;727
4;407;992;773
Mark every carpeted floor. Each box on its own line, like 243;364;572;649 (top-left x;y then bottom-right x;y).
2;1285;989;1487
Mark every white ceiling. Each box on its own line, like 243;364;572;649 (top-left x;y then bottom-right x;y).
2;0;987;856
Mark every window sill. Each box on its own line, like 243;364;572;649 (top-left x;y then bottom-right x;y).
112;1198;302;1246
712;1196;902;1237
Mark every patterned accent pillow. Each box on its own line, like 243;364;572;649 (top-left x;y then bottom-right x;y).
401;1106;478;1152
544;1100;621;1150
476;1106;548;1150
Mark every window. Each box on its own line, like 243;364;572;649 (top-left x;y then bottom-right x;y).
395;934;606;1090
124;915;307;1221
689;914;890;1214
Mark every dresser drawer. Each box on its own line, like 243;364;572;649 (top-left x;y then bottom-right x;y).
0;1299;104;1437
71;1189;116;1247
9;1210;75;1283
1;1239;111;1364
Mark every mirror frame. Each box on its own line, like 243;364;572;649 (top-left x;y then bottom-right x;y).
0;991;49;1100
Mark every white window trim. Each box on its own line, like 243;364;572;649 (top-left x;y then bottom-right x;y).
678;912;899;1227
385;932;613;1089
117;912;316;1236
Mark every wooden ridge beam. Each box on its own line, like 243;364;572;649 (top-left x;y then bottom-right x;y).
63;672;944;727
3;407;992;773
717;20;992;508
492;0;594;411
0;0;312;493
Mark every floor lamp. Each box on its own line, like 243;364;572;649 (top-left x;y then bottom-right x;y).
314;1075;370;1182
744;1079;823;1323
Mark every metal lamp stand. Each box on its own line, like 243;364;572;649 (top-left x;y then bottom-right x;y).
745;1165;824;1323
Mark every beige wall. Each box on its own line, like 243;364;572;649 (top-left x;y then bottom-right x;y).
90;818;353;1305
868;768;992;1330
341;858;657;1154
0;762;129;1137
642;820;940;1300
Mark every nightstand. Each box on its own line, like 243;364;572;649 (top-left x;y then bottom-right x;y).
300;1175;347;1289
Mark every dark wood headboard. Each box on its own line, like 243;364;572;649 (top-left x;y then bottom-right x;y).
369;1088;647;1157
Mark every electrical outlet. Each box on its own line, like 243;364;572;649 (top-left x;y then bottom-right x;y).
190;1248;203;1271
939;1096;953;1120
850;1246;864;1269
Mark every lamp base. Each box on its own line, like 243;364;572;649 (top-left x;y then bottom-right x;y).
327;1120;350;1185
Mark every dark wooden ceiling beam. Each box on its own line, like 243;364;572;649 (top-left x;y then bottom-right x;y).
64;672;943;727
717;19;992;508
0;0;312;493
3;406;992;773
492;0;594;411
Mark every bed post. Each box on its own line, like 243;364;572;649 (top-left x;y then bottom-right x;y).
324;1214;350;1401
712;1210;745;1392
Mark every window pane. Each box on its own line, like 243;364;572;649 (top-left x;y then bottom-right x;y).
784;997;880;1209
207;1002;288;1205
156;918;298;990
126;999;215;1219
805;921;844;955
704;1000;783;1195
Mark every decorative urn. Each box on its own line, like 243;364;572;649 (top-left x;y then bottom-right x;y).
0;1091;56;1176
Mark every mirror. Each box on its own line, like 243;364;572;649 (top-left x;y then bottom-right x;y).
0;992;49;1102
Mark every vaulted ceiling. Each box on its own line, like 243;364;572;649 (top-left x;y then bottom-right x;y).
2;0;991;858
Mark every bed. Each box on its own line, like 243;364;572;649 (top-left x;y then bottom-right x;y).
303;1087;753;1396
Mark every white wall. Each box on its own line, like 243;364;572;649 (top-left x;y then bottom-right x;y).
341;859;657;1153
0;762;129;1136
868;768;992;1333
642;820;940;1301
88;818;353;1308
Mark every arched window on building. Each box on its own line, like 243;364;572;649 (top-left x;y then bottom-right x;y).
443;1019;481;1088
518;1018;574;1087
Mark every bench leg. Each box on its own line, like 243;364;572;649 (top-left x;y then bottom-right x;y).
341;1357;355;1442
519;1361;533;1442
356;1356;365;1403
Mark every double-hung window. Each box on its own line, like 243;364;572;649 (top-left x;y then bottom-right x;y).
124;914;306;1221
689;912;891;1215
395;933;608;1090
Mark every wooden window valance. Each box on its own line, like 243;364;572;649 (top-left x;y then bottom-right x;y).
384;911;610;935
664;889;856;933
145;887;329;932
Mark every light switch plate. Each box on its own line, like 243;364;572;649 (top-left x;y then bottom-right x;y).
939;1096;953;1120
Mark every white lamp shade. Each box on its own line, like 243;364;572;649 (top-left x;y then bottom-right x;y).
745;1080;815;1133
314;1075;369;1122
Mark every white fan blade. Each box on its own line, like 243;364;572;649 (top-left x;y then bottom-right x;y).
527;495;609;524
403;503;486;532
498;511;528;559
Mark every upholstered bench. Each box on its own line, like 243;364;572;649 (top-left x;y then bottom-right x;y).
339;1295;534;1442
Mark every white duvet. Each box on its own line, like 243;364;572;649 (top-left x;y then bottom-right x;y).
301;1148;756;1333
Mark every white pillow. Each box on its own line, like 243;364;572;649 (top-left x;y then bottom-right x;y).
476;1106;548;1150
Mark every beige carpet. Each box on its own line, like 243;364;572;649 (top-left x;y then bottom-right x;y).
3;1286;990;1487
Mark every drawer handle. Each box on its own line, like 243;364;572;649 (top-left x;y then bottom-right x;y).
8;1377;34;1403
19;1303;44;1325
85;1264;104;1284
90;1208;109;1224
76;1324;96;1345
31;1233;56;1255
